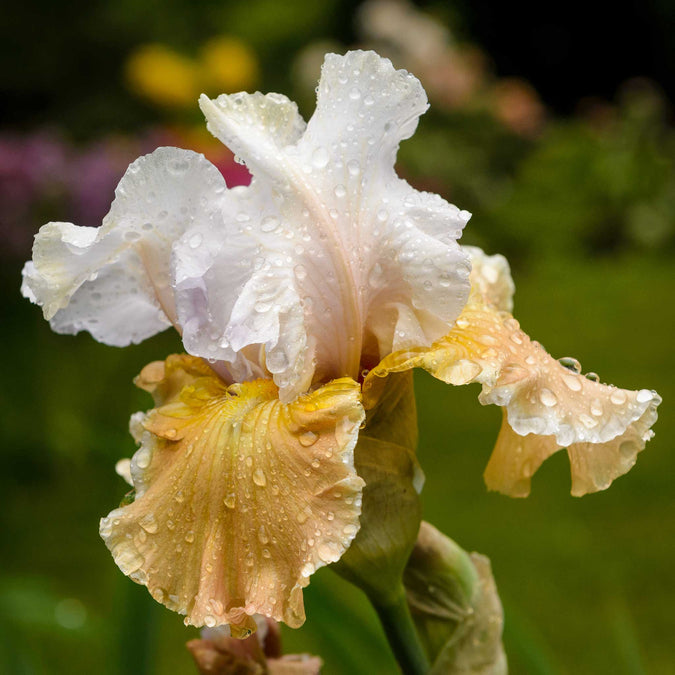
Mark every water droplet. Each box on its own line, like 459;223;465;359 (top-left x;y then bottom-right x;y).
124;230;141;242
343;524;358;536
134;447;151;469
299;431;318;447
296;510;309;524
334;184;346;198
636;389;653;403
185;531;195;543
204;615;216;628
539;388;558;407
610;390;627;405
347;160;360;176
301;562;314;577
317;542;339;563
188;233;203;249
253;468;267;487
559;357;582;373
376;208;388;222
311;459;320;469
348;87;361;100
261;216;279;232
311;147;330;169
562;374;582;391
294;264;307;281
224;493;236;509
258;526;269;544
590;401;603;417
585;372;600;382
579;414;597;429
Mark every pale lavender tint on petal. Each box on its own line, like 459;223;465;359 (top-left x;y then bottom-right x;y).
182;51;471;400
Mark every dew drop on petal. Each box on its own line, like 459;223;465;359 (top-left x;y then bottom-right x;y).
261;216;279;232
636;389;653;403
253;468;267;487
559;357;582;373
610;389;627;405
258;526;269;544
562;374;582;392
311;146;330;169
539;388;558;407
579;414;597;429
347;160;360;176
139;513;158;534
224;493;236;509
134;447;151;469
299;431;318;447
334;184;346;198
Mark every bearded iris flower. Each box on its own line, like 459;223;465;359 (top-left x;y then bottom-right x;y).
22;50;660;642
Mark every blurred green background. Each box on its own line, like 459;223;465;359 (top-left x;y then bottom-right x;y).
1;0;673;673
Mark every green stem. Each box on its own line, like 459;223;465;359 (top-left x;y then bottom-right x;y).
370;587;430;675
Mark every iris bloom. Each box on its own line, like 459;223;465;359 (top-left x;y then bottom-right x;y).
22;51;660;637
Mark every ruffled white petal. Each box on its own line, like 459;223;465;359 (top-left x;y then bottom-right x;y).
192;50;470;399
22;148;226;346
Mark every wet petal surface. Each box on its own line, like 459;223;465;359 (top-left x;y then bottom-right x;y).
100;355;365;632
189;50;471;399
365;247;661;496
22;148;226;345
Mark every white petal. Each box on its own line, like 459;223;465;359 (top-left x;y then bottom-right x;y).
22;148;226;346
194;51;470;398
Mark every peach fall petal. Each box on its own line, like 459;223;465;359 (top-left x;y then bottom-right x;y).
364;247;661;496
100;355;365;634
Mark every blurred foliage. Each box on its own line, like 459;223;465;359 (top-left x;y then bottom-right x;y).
1;0;674;673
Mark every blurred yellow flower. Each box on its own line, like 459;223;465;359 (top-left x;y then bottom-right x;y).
125;37;259;110
201;37;259;94
125;44;200;108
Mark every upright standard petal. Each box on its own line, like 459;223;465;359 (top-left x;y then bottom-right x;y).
188;50;471;400
364;247;661;497
22;148;227;345
100;355;365;634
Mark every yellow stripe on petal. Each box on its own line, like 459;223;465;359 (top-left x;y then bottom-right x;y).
100;355;365;633
364;247;661;497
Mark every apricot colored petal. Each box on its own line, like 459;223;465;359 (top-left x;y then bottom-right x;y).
364;247;661;496
100;356;364;632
